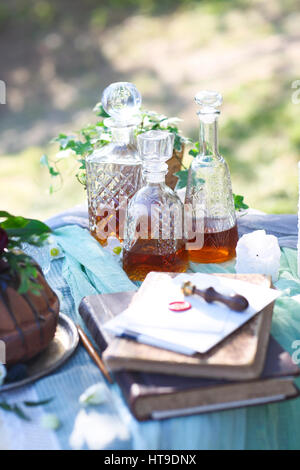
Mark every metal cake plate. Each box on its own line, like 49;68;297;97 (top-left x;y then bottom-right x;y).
1;313;79;392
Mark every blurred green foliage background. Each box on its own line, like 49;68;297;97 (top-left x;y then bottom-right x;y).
1;0;300;219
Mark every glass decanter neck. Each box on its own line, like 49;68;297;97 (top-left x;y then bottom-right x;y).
143;162;167;184
144;174;166;184
194;90;222;158
105;119;136;144
198;114;219;157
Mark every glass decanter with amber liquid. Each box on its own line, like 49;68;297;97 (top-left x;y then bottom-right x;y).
123;130;188;281
185;90;238;263
86;82;143;245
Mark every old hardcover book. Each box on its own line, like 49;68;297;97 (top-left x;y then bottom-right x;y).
79;273;275;381
113;337;300;421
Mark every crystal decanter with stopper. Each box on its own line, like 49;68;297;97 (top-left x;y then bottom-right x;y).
123;130;188;281
86;82;143;245
185;90;238;263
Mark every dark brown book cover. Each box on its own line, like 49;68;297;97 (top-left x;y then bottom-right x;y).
113;337;300;420
79;273;275;381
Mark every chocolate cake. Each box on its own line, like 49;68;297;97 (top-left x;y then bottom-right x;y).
0;262;60;365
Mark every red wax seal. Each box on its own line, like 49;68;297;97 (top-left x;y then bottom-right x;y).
168;301;191;312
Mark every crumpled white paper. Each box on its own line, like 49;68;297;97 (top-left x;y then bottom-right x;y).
235;230;281;282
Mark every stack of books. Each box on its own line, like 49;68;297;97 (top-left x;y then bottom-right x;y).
79;273;299;421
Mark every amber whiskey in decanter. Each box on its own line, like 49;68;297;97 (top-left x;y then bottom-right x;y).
185;90;238;263
123;130;188;281
86;82;143;245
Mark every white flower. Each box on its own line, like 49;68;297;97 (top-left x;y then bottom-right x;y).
102;237;122;257
0;364;6;387
235;230;281;282
98;132;111;142
160;117;183;128
49;244;63;260
79;383;108;407
55;148;76;160
41;414;61;430
69;410;129;450
47;236;64;260
92;101;102;113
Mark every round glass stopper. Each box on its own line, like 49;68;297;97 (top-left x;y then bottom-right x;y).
137;130;174;162
195;90;223;115
102;82;142;122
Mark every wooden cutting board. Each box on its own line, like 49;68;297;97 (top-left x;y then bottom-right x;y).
79;273;275;381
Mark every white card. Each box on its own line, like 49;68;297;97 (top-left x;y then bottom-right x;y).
104;273;281;354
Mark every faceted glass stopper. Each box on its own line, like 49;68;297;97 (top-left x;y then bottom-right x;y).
194;90;222;115
137;130;174;163
102;82;141;122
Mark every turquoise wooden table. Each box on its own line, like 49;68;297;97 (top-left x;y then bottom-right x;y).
0;210;299;450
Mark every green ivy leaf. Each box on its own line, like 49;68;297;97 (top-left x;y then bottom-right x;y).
24;398;53;407
78;158;86;170
40;155;59;177
93;102;109;118
0;215;28;229
0;402;30;421
70;140;92;156
0;211;12;218
174;169;189;189
173;134;182;152
0;402;12;411
233;194;249;211
12;405;31;421
189;141;200;157
2;218;50;238
53;134;76;149
189;148;198;157
0;213;51;295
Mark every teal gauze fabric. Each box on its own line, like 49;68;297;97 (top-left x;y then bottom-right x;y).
54;225;136;309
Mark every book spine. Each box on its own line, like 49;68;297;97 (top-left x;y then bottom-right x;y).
78;298;108;352
114;371;143;420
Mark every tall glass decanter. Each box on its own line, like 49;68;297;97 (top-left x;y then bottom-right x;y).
123;130;188;281
185;90;238;263
86;82;143;245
